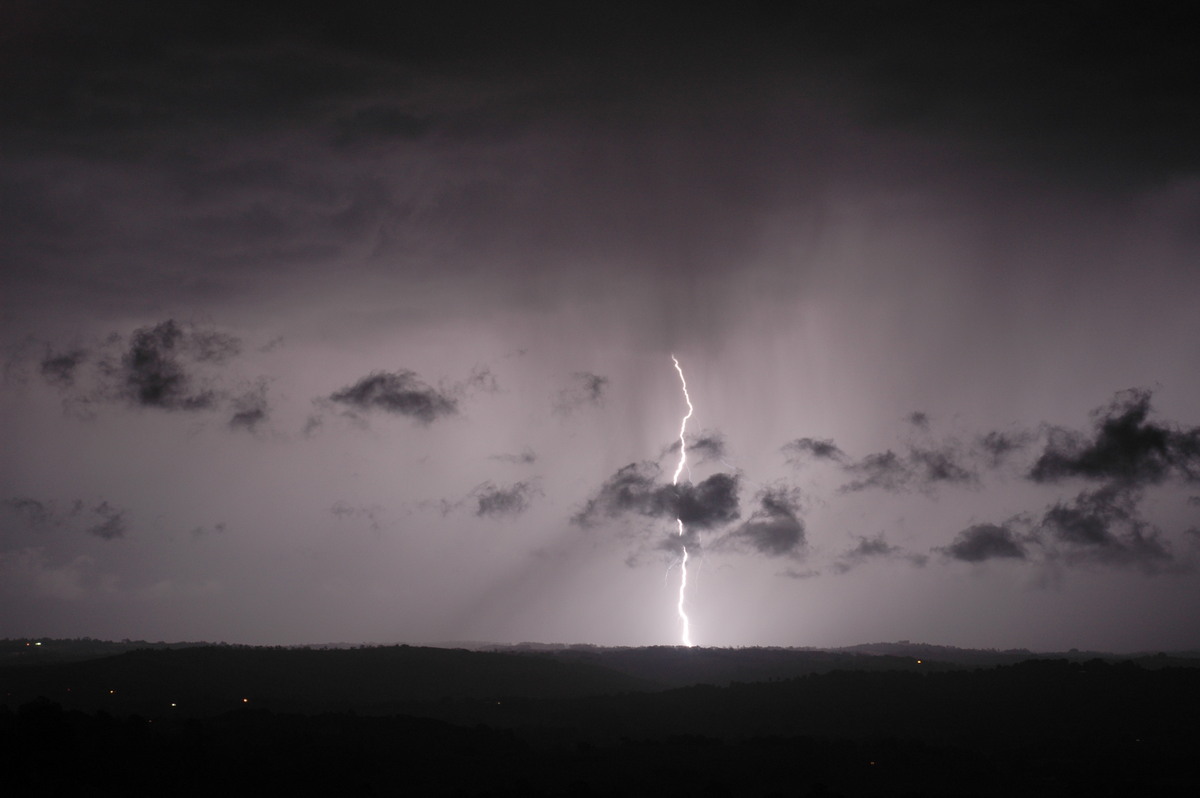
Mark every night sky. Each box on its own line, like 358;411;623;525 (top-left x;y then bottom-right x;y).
3;2;1200;651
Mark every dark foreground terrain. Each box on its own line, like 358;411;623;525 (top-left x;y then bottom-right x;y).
3;640;1198;796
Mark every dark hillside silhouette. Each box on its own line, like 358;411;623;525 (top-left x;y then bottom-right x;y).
2;643;1198;796
0;644;653;715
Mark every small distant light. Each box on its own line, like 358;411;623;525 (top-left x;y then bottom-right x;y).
869;761;876;766
170;703;177;707
109;690;116;695
916;660;922;664
34;642;42;646
242;698;249;703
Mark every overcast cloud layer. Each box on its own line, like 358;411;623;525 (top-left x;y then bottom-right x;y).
3;2;1200;651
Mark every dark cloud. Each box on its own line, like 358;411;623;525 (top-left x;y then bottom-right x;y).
33;321;247;417
330;502;381;532
573;462;740;531
722;486;805;558
941;523;1028;563
1030;389;1200;486
114;320;219;411
329;370;457;424
472;481;540;519
554;372;608;415
908;446;976;486
229;383;269;431
7;3;1196;186
190;521;227;538
1040;485;1173;571
665;431;727;464
39;349;87;388
841;444;976;493
840;450;910;493
976;430;1034;468
833;534;928;573
187;329;242;363
688;434;727;463
781;567;821;580
461;366;500;395
907;411;930;430
491;448;538;465
86;501;126;540
572;463;661;526
441;481;542;520
2;497;55;528
1190;496;1200;507
782;437;847;465
4;496;136;541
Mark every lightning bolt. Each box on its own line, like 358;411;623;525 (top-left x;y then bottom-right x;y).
671;354;694;647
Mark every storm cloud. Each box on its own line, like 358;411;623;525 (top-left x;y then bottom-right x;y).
472;481;541;519
492;449;538;466
554;372;609;415
906;411;930;430
329;370;457;424
1030;389;1200;487
1040;485;1173;571
30;321;255;419
115;320;220;411
2;497;56;529
721;486;805;558
86;502;127;541
840;444;976;494
573;463;740;531
833;534;927;573
39;349;87;388
976;430;1034;468
666;432;728;465
782;438;847;465
941;523;1028;563
229;382;270;431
